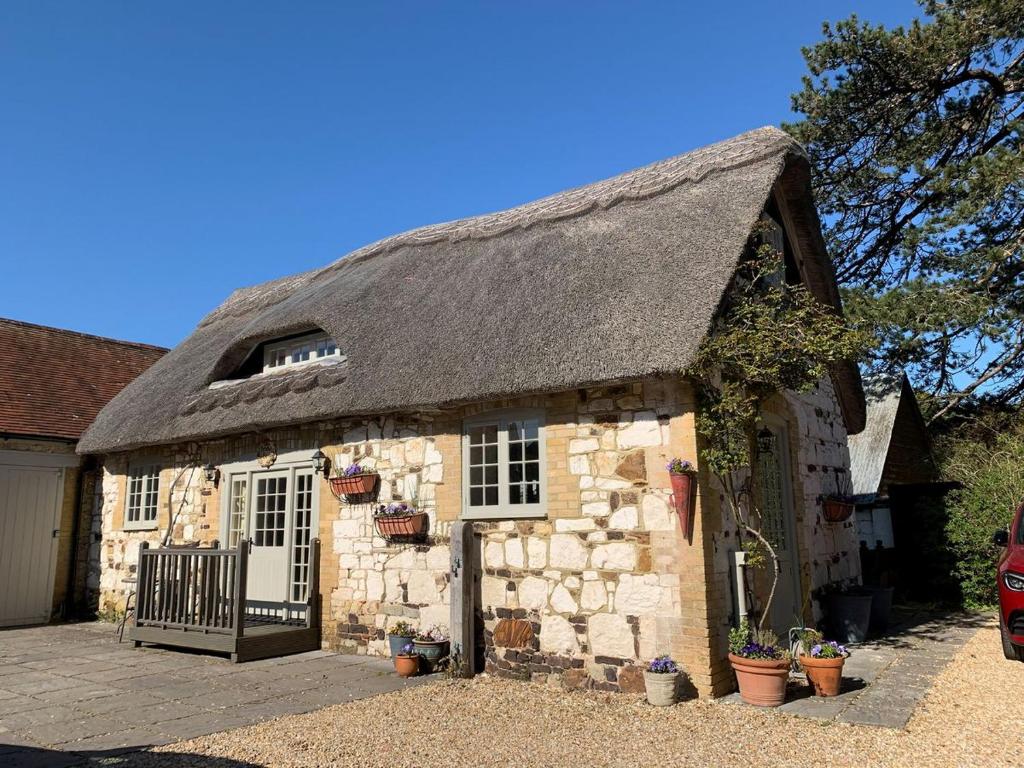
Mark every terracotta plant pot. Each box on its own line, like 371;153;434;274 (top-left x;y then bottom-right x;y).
822;498;854;523
394;654;419;678
387;633;415;659
800;654;845;697
329;473;379;500
642;670;679;706
375;512;429;540
669;471;697;539
728;653;790;707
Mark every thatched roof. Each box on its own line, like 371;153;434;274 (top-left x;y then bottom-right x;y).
79;126;864;455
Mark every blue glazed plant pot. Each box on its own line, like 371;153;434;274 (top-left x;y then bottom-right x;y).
388;634;414;659
413;640;449;672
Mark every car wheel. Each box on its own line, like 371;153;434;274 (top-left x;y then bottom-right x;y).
1001;621;1024;661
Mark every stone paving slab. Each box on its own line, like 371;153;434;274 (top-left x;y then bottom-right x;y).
0;621;434;766
720;608;990;728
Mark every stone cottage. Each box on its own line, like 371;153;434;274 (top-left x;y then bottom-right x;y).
78;126;865;697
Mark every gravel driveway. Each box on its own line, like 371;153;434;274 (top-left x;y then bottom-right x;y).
124;619;1021;768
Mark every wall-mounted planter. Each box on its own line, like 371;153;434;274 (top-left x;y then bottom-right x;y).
374;511;429;541
329;473;380;503
669;471;697;540
822;497;855;523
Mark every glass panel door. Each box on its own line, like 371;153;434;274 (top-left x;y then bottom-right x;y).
290;470;314;603
246;471;291;605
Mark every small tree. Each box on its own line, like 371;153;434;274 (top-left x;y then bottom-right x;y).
689;223;868;634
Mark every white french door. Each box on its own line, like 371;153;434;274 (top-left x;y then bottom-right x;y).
248;471;290;605
223;464;316;620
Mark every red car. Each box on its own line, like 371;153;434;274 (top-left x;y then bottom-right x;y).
995;501;1024;661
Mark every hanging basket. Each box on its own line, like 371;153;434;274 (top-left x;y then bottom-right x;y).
669;471;697;540
822;497;855;523
374;511;429;540
329;473;380;503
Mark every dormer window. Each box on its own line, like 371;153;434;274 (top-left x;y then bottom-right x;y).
209;329;345;388
262;331;342;373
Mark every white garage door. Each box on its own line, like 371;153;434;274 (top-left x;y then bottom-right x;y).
0;453;66;627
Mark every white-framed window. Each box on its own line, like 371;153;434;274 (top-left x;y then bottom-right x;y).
462;409;546;520
262;331;342;374
125;464;160;530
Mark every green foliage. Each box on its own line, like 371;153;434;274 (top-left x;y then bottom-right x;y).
728;618;751;655
786;0;1024;420
690;230;866;627
937;413;1024;607
693;240;868;480
388;620;416;637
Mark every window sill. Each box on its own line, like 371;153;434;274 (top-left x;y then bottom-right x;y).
123;523;159;532
461;508;547;521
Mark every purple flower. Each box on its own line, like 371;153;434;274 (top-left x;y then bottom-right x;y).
666;458;694;475
647;655;679;674
809;640;848;659
343;463;366;477
738;642;784;660
400;642;415;655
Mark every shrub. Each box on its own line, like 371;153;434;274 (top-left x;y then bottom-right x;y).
939;416;1024;608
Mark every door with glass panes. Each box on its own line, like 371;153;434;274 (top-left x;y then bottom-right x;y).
223;466;316;618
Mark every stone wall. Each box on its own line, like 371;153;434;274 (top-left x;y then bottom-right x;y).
91;374;858;697
322;380;690;694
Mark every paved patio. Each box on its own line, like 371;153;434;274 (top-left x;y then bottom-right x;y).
720;608;990;727
0;622;432;767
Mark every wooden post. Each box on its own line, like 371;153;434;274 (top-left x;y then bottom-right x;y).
232;539;249;641
135;541;150;627
306;538;321;631
449;521;475;678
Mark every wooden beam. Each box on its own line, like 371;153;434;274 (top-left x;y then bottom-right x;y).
449;521;475;678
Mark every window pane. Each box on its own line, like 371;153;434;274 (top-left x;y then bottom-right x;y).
526;483;540;504
509;464;523;483
525;463;539;482
485;465;498;484
524;421;539;440
509;442;522;461
470;467;482;485
470;487;483;506
508;422;521;440
510;485;522;504
485;486;498;505
525;441;539;461
485;445;498;464
470;446;482;465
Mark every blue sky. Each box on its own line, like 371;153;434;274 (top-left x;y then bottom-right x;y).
1;1;918;348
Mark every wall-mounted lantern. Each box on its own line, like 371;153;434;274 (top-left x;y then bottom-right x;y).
203;463;220;487
311;449;328;476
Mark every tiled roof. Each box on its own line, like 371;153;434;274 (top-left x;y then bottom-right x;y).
0;318;167;441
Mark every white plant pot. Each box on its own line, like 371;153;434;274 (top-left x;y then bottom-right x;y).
643;670;679;706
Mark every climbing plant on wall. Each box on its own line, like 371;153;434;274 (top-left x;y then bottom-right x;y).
689;221;868;633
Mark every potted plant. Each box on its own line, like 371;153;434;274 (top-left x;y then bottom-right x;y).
728;619;791;707
387;620;416;660
412;625;449;672
642;655;680;706
329;463;379;500
373;502;429;540
820;582;874;643
821;469;855;522
666;458;697;538
821;494;856;523
394;642;419;678
798;630;849;697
